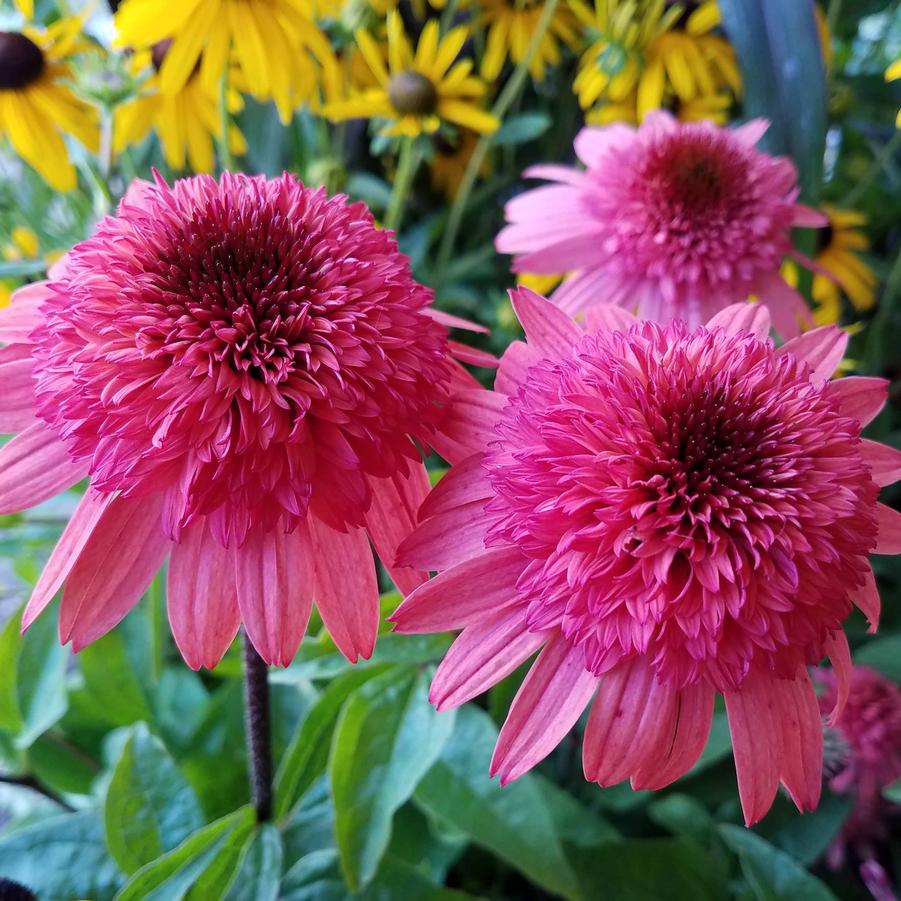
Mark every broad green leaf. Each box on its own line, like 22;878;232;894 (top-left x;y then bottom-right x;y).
330;665;456;890
491;112;552;147
104;723;204;874
114;807;255;901
28;732;99;795
719;824;840;901
275;665;391;821
81;628;153;726
537;776;619;847
0;811;124;900
386;804;467;884
648;794;716;842
568;837;726;901
757;793;853;866
414;705;581;900
224;823;282;901
853;635;901;682
0;605;22;732
718;0;826;201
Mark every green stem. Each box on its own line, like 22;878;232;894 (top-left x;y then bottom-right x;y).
440;0;461;31
434;0;560;287
840;129;901;209
384;137;420;232
825;0;843;36
218;71;236;172
98;106;114;181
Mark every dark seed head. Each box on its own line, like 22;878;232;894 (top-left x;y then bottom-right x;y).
0;878;38;901
387;70;438;116
0;32;45;90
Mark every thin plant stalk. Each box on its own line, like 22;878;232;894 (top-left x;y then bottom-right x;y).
385;137;420;232
243;633;274;822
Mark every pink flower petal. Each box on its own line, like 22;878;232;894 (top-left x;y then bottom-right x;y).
573;124;636;167
777;325;848;383
365;467;432;595
724;670;783;826
495;340;542;395
705;302;772;339
860;439;901;487
792;204;829;227
167;518;241;670
22;489;114;632
310;518;379;663
0;346;36;431
0;423;87;515
754;271;812;339
429;389;507;464
850;563;880;632
418;452;491;521
774;670;823;816
490;634;597;785
509;287;582;358
390;546;526;633
448;340;498;369
429;605;546;711
60;493;170;651
827;376;888;427
426;308;489;334
582;304;639;334
0;283;51;343
234;526;315;667
521;163;586;186
874;502;901;554
732;118;769;146
396;498;490;571
823;630;852;726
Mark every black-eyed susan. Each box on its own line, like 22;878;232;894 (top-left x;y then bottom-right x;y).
114;45;246;173
324;13;499;138
571;1;739;122
114;0;330;123
479;0;580;83
0;17;98;191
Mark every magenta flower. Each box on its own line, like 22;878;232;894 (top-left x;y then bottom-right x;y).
1;172;479;669
496;113;827;336
391;288;901;825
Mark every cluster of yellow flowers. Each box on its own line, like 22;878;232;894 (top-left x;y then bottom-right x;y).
0;0;883;324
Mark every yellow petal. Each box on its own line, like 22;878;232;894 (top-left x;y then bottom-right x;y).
686;1;721;35
415;20;440;72
437;99;499;133
432;25;469;78
355;29;390;87
637;56;665;119
159;0;221;94
886;58;901;81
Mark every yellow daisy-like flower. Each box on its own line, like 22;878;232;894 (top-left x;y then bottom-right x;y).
571;0;739;121
114;0;331;123
114;48;247;174
886;58;901;127
585;86;731;124
783;206;878;326
324;13;499;138
479;0;580;83
0;17;98;191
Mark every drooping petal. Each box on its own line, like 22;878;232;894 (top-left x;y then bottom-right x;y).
0;282;51;344
754;271;812;339
860;439;901;487
396;497;491;572
850;563;880;632
777;325;848;384
234;526;315;667
167;518;241;670
823;630;852;725
874;502;901;554
0;344;37;431
365;466;431;595
22;489;113;632
390;546;526;633
60;493;171;651
417;453;491;520
0;423;87;515
509;286;581;357
826;376;888;428
706;302;772;339
429;605;546;711
490;634;597;785
309;517;379;663
774;670;823;815
428;389;507;463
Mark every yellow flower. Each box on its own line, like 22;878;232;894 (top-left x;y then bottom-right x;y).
479;0;580;83
585;88;732;125
0;17;98;191
571;0;739;122
324;13;499;137
783;206;878;326
886;57;901;127
516;272;563;295
114;0;331;123
114;48;247;173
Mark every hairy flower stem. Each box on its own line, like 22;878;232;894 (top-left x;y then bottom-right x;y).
434;0;560;287
243;633;274;822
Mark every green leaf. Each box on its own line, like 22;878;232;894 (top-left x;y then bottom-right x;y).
223;823;283;901
491;112;552;147
346;173;393;211
0;811;124;900
104;723;204;874
718;824;840;901
330;665;455;890
568;837;726;901
114;807;256;901
853;635;901;682
414;705;581;900
0;604;22;732
275;665;391;820
648;794;716;842
718;0;826;201
28;733;99;795
80;627;153;726
757;793;853;866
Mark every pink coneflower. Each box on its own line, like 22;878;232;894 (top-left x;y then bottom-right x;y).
496;113;827;336
1;172;480;669
818;665;901;901
391;288;901;826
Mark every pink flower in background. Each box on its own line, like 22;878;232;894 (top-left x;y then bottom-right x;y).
392;288;901;826
818;665;901;901
1;172;482;669
496;113;826;336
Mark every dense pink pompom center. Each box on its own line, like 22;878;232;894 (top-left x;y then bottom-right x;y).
484;322;877;691
32;173;451;546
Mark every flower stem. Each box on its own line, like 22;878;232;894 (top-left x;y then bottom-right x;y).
434;0;560;287
98;105;114;181
219;72;236;172
385;137;420;232
242;633;273;822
